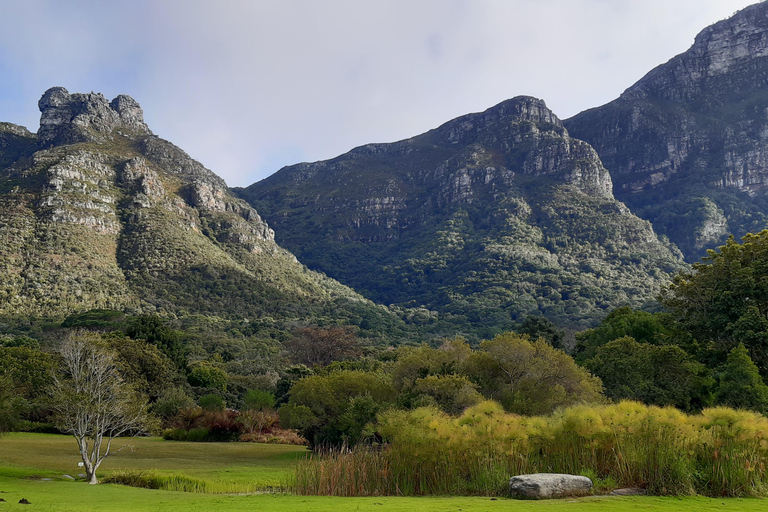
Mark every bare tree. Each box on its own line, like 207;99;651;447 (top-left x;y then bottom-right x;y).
52;332;153;484
286;326;363;367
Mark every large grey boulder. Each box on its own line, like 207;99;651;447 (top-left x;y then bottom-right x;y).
509;473;593;499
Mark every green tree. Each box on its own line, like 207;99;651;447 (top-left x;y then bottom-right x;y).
104;333;185;401
715;343;768;413
518;315;564;349
285;326;363;367
0;345;56;401
412;374;483;415
465;332;604;415
661;231;768;375
585;336;709;410
281;370;396;447
199;394;226;411
126;315;186;370
244;389;275;411
0;377;23;435
188;361;228;392
574;306;675;364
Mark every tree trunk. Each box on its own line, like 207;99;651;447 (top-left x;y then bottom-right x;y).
87;470;98;485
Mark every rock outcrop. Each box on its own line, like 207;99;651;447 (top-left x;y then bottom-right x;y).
38;87;151;145
565;2;768;260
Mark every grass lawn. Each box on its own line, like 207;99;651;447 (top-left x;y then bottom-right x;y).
1;433;766;512
0;432;306;489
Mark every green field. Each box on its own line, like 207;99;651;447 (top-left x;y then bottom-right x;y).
1;433;766;512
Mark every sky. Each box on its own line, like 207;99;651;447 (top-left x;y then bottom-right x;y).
0;0;759;187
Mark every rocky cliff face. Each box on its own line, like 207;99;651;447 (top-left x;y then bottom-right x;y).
565;1;768;260
240;97;685;330
0;88;388;329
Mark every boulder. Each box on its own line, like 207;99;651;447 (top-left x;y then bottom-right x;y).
509;473;593;499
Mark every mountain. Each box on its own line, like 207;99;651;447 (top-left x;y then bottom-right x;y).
565;1;768;261
238;97;685;333
0;87;402;339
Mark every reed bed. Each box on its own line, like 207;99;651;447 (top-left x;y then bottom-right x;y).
293;401;768;497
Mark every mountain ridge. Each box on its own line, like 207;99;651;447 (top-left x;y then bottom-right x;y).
0;87;404;342
239;96;685;332
565;0;768;261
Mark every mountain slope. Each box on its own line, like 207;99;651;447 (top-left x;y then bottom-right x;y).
0;87;401;338
565;1;768;260
239;97;685;332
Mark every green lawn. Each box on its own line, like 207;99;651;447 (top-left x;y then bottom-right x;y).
1;433;766;512
0;433;306;488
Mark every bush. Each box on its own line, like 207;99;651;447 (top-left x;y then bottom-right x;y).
199;394;225;412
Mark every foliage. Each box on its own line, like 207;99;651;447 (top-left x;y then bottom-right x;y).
244;389;276;411
585;336;710;410
0;345;56;401
0;377;23;434
295;401;768;497
465;332;605;415
199;394;225;412
716;343;768;414
661;231;768;376
188;361;228;392
280;370;397;447
105;332;185;401
518;314;565;349
151;388;196;422
125;315;187;370
62;309;127;330
574;306;676;364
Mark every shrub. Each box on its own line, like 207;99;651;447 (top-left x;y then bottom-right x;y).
199;394;225;412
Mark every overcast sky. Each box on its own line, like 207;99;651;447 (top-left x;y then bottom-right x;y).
0;0;759;186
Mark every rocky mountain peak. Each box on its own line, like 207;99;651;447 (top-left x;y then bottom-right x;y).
434;96;565;145
622;1;768;102
38;86;151;146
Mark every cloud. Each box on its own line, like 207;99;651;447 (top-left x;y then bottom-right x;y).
0;0;757;186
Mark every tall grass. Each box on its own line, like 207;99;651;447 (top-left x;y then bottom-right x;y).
293;401;768;497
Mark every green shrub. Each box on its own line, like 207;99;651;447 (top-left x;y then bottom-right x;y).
199;394;225;412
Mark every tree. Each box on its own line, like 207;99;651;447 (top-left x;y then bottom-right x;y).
0;376;23;435
125;315;186;370
715;343;768;414
465;332;605;415
585;336;709;410
285;326;363;367
574;306;675;364
187;361;228;391
518;315;564;349
661;231;768;375
51;332;154;484
281;370;396;447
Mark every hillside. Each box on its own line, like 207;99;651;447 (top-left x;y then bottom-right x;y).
0;87;403;340
239;97;685;332
565;1;768;261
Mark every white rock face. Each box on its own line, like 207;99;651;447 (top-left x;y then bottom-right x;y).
508;473;593;499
